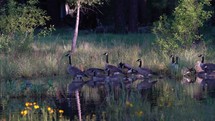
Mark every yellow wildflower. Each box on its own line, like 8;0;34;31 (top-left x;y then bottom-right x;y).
126;101;133;108
49;109;54;114
29;102;33;106
59;109;64;114
25;102;30;107
21;110;28;116
25;102;33;107
34;105;40;109
135;111;144;117
33;102;37;105
47;107;52;111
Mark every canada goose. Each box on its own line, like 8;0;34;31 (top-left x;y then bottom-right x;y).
194;77;215;93
105;69;125;82
181;67;197;84
137;80;157;90
170;55;175;64
174;56;179;70
66;53;87;78
84;67;105;77
126;68;145;81
196;71;215;80
198;54;205;63
118;62;133;73
104;69;127;88
134;59;156;77
68;76;87;93
195;55;215;73
182;67;215;100
169;55;175;70
181;76;193;84
86;71;106;87
201;78;215;91
181;67;195;76
103;52;123;74
182;67;215;80
189;77;215;99
169;55;179;72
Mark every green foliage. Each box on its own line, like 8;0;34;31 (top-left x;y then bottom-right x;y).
37;25;55;37
151;0;169;10
153;0;212;54
67;0;106;6
0;0;50;53
0;35;12;52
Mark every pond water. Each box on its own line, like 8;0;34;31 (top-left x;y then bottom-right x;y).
1;75;215;121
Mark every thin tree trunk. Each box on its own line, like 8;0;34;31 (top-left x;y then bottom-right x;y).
75;91;82;121
71;0;81;53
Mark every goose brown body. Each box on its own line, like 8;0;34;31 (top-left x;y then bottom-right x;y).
103;52;123;74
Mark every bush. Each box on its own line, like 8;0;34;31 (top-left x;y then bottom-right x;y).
153;0;212;54
0;34;11;52
0;0;50;53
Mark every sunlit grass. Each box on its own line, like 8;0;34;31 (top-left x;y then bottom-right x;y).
0;29;212;80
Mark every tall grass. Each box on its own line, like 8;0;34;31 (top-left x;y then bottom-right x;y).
98;76;215;121
1;76;215;121
0;28;211;81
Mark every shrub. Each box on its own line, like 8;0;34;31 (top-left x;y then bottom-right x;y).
153;0;212;54
0;0;50;53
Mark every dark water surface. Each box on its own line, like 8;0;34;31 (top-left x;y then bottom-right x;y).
1;76;215;121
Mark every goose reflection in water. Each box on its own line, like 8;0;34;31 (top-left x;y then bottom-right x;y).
182;70;215;100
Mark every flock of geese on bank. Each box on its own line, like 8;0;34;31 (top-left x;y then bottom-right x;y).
67;52;215;94
67;52;158;94
64;53;215;121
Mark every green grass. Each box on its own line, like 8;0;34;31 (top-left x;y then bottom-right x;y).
1;28;211;80
1;29;156;80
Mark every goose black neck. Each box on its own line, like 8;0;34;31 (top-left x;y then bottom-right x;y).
106;54;109;64
171;56;175;64
139;60;142;67
201;56;204;63
68;55;72;65
175;56;179;64
107;69;110;76
119;62;124;68
93;71;96;76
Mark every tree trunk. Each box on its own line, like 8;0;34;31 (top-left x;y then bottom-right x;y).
76;91;82;121
128;0;138;33
114;0;126;33
71;0;81;53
